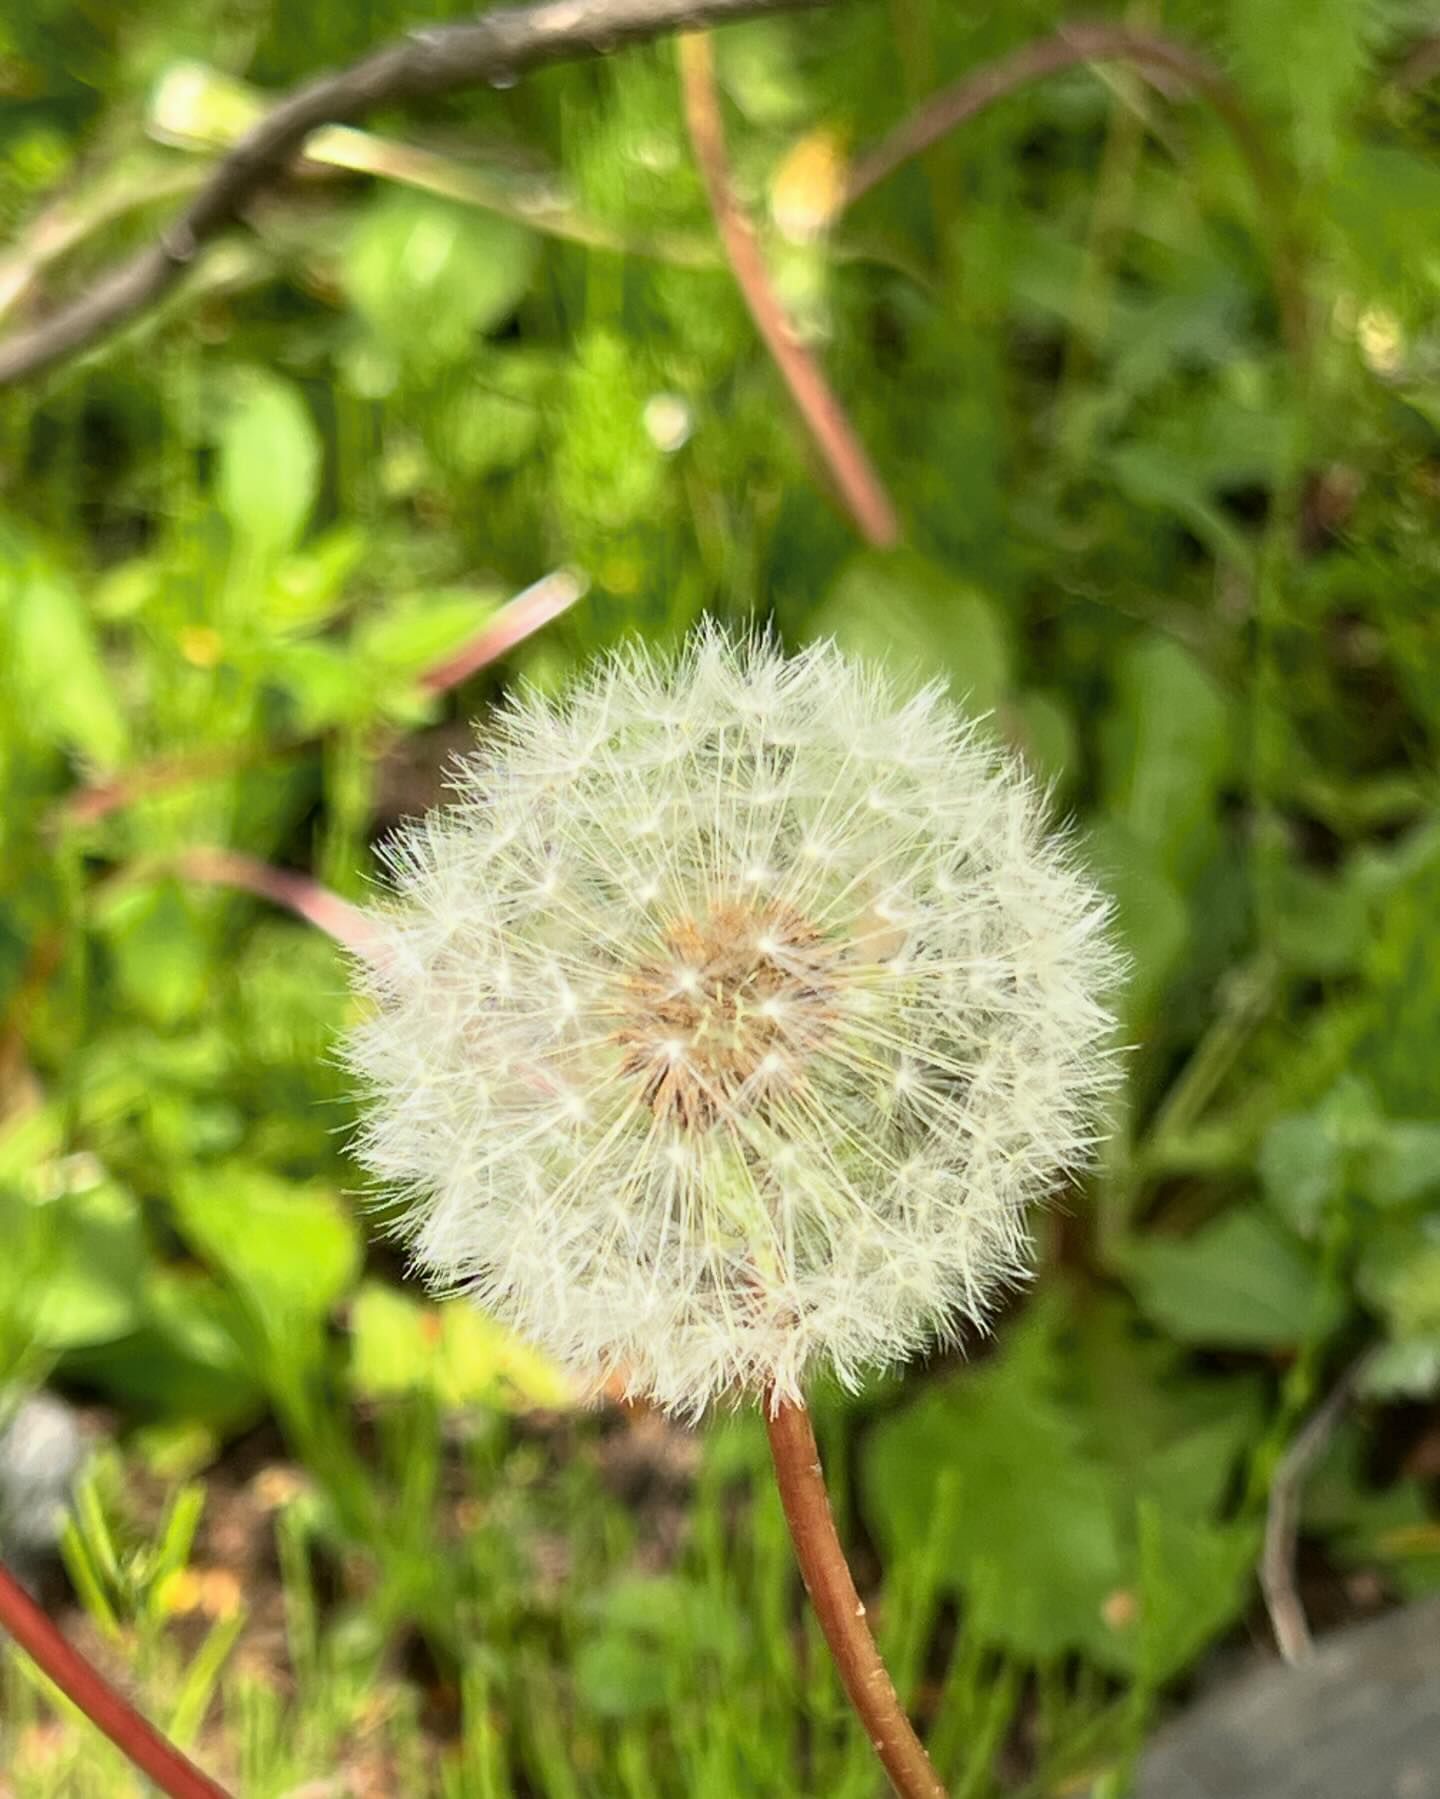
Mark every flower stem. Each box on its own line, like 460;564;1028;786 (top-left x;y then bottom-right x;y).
764;1395;946;1799
0;1560;231;1798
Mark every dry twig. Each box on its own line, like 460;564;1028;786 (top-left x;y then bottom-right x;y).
0;0;826;385
1261;1355;1373;1666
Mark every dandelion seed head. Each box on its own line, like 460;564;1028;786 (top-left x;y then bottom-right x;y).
344;624;1123;1419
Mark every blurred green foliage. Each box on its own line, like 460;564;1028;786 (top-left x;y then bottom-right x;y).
2;0;1440;1790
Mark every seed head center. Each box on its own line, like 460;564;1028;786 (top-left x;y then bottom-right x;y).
616;900;836;1131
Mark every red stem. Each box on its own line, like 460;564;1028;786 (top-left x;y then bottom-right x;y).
170;848;382;955
0;1561;231;1797
678;31;901;548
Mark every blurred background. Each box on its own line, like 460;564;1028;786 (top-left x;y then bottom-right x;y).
2;0;1440;1792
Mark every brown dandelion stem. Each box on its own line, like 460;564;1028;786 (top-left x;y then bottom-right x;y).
0;1562;230;1798
764;1394;945;1799
677;31;901;548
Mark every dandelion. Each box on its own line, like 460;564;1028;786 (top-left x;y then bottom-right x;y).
344;622;1121;1797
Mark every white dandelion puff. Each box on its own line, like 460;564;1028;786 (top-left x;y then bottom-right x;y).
343;624;1123;1420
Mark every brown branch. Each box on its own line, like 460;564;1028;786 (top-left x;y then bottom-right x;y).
841;21;1310;375
1260;1354;1372;1666
0;1561;230;1798
0;0;827;386
678;32;899;547
765;1395;945;1799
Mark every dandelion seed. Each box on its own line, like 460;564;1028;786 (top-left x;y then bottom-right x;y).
343;624;1122;1421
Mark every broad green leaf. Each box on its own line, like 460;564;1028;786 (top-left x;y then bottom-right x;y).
576;1575;739;1718
1085;818;1188;1024
61;1268;263;1428
31;1178;147;1350
94;880;210;1029
1136;1502;1256;1688
0;524;128;765
1125;1209;1343;1348
438;1303;573;1412
260;528;366;634
1266;858;1369;976
435;384;542;478
1359;1239;1440;1341
348;1281;572;1412
1366;1121;1440;1208
866;1310;1127;1666
811;550;1012;716
345;192;539;373
573;1631;671;1719
1358;1338;1440;1400
215;371;321;562
1229;0;1375;174
173;1164;360;1330
1100;636;1232;889
1259;1113;1344;1235
1105;443;1254;568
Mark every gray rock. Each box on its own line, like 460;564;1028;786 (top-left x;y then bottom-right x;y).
0;1392;84;1581
1135;1599;1440;1799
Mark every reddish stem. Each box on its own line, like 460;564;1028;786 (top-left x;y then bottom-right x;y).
841;21;1309;377
764;1395;945;1799
677;31;901;548
170;848;382;955
419;567;586;694
0;1561;231;1797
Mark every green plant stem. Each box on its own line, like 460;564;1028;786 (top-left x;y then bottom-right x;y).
0;1560;231;1798
764;1394;946;1799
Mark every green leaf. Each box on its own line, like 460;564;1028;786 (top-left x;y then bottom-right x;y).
1357;1338;1440;1401
1136;1502;1256;1688
1100;636;1232;890
573;1631;671;1719
1084;819;1188;1024
215;371;321;562
1125;1209;1343;1349
31;1179;148;1350
345;193;539;374
1359;1239;1440;1341
61;1268;263;1428
172;1164;360;1331
1105;443;1254;569
348;1281;573;1413
1007;688;1078;796
1229;0;1375;174
260;529;367;634
95;880;210;1029
0;524;128;766
576;1575;739;1718
1366;1121;1440;1208
356;588;502;681
866;1309;1127;1666
810;549;1012;717
1258;1114;1344;1235
1266;858;1369;976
